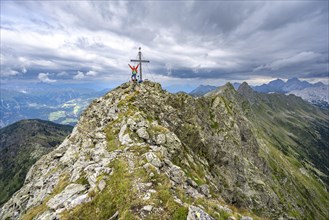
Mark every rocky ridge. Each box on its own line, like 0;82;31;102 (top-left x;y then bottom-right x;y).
1;81;328;219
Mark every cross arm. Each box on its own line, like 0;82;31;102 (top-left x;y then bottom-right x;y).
130;59;150;63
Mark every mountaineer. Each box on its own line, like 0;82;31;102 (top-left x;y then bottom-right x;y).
128;64;139;82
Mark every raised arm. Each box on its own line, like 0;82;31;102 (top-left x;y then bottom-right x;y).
135;64;139;69
128;64;133;70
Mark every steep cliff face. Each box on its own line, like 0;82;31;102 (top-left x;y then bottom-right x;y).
1;81;328;220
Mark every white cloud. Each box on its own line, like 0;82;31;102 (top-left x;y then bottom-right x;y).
57;71;68;76
1;68;20;77
38;73;57;82
86;70;97;76
73;71;86;80
22;66;27;73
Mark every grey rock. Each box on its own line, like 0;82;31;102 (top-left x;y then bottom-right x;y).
143;163;159;175
187;205;215;220
186;186;202;198
35;210;58;220
109;210;119;220
240;217;253;220
145;152;163;168
119;124;133;145
165;132;181;146
121;134;133;145
164;159;174;167
198;184;210;197
149;145;160;151
217;205;232;214
137;127;150;140
127;118;137;130
186;178;198;188
143;192;151;200
34;180;44;188
169;165;186;185
65;193;90;210
137;120;149;128
164;132;181;153
47;184;86;210
156;134;166;145
174;197;184;205
95;132;106;139
142;205;153;212
98;180;106;191
53;152;64;159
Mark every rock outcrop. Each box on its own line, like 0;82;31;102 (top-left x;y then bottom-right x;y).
1;81;328;220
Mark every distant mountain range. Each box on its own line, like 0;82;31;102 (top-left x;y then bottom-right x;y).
0;83;109;128
252;77;322;93
253;78;329;108
189;78;328;108
189;85;218;97
1;79;327;128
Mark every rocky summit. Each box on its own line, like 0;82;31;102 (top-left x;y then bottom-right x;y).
1;81;328;220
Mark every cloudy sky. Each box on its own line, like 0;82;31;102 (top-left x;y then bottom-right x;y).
1;1;328;90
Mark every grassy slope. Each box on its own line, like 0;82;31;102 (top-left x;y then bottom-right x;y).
0;119;72;205
237;83;329;219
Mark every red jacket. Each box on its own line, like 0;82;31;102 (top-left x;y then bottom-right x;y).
128;64;139;74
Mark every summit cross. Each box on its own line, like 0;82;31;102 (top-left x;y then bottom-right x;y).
130;47;150;81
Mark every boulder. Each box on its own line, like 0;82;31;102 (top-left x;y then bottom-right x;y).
156;134;166;145
198;184;210;197
142;205;153;212
98;180;106;191
127;118;137;130
168;165;186;185
187;205;215;220
186;178;198;188
216;205;232;214
47;184;86;210
136;127;150;140
145;152;163;168
119;124;133;145
137;120;149;128
95;132;106;139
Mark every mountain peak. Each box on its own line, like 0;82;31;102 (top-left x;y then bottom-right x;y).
1;80;328;220
237;82;253;94
287;77;299;82
189;84;217;97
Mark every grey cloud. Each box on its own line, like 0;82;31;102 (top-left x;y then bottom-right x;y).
1;1;328;84
254;52;323;71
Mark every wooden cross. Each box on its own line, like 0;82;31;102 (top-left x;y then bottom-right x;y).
130;47;150;81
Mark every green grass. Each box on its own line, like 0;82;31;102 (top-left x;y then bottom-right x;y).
75;172;89;186
61;159;137;220
104;121;121;152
